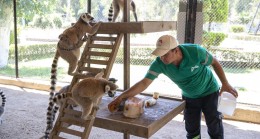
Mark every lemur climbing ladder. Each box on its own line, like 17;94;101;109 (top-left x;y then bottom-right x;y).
49;32;123;139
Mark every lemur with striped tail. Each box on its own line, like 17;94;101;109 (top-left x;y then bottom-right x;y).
49;13;101;102
0;90;6;124
108;0;138;22
44;13;101;139
43;70;118;139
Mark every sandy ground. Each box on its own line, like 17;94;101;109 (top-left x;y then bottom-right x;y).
0;84;260;139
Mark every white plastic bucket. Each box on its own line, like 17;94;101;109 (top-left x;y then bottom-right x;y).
218;92;237;116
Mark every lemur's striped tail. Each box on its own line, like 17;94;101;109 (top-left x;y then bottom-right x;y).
108;4;113;22
49;54;59;101
45;91;68;138
0;90;6;107
44;52;59;139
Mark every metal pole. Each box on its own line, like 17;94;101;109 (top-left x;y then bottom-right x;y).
87;0;91;13
13;0;19;78
248;2;260;34
185;0;197;43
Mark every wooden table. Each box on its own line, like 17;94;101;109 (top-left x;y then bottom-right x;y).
94;94;185;139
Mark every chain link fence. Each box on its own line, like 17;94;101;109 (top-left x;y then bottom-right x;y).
0;0;259;105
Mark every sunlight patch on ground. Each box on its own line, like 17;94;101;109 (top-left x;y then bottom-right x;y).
224;120;260;132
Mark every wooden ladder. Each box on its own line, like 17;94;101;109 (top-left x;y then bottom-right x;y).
49;33;123;139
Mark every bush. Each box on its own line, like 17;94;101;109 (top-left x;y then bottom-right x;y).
53;16;63;28
8;44;260;69
202;32;227;48
32;14;63;29
9;43;56;62
9;27;21;44
115;47;154;65
10;29;14;44
32;15;53;29
230;25;245;33
228;34;260;41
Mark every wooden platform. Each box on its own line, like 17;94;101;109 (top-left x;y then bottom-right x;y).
96;21;177;34
94;94;185;138
49;21;179;138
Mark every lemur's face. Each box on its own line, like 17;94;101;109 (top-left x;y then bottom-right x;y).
81;13;94;23
104;82;118;98
107;78;118;97
108;90;117;97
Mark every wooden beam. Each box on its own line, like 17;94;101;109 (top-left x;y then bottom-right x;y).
96;21;177;34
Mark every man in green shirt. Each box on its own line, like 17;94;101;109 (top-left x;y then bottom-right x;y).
108;35;238;139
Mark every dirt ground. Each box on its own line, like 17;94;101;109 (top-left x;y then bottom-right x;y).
0;84;260;139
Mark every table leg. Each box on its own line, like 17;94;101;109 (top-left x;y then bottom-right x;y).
123;132;130;139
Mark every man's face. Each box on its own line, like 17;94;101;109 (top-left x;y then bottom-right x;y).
160;48;178;65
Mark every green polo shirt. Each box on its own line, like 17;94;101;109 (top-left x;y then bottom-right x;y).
145;44;219;98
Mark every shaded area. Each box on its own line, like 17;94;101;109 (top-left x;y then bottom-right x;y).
0;84;259;139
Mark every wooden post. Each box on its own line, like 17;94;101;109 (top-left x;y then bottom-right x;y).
123;0;130;90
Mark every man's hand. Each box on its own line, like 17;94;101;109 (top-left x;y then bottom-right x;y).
220;82;238;98
108;96;122;113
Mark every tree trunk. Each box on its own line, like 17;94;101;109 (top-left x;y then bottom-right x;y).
0;6;12;68
0;26;11;67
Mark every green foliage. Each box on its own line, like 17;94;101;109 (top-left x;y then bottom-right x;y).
0;65;16;77
210;48;260;68
10;27;22;44
237;12;251;24
235;0;253;13
6;43;260;70
0;1;13;26
9;43;56;62
0;64;66;80
202;32;227;48
10;30;15;44
16;0;56;21
230;25;245;33
115;47;154;65
53;16;63;28
32;15;52;29
32;14;63;29
229;34;260;41
203;0;229;31
116;47;260;69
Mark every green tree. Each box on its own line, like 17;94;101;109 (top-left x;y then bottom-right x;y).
235;0;253;14
0;0;56;67
203;0;229;31
0;1;14;67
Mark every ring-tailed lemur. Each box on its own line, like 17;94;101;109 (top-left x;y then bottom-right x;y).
44;13;102;139
0;90;6;124
108;0;138;22
49;13;101;102
43;70;118;139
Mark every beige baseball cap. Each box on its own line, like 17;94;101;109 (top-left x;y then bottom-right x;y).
152;35;179;56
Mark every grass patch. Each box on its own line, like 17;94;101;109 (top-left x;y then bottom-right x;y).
0;65;16;76
0;64;68;81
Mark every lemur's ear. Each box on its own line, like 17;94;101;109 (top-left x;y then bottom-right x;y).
95;68;105;79
105;85;110;92
58;34;63;39
59;34;68;40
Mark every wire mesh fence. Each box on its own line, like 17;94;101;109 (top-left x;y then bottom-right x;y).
0;0;259;105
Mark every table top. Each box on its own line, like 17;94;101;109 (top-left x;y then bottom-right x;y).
94;94;185;138
95;21;177;34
